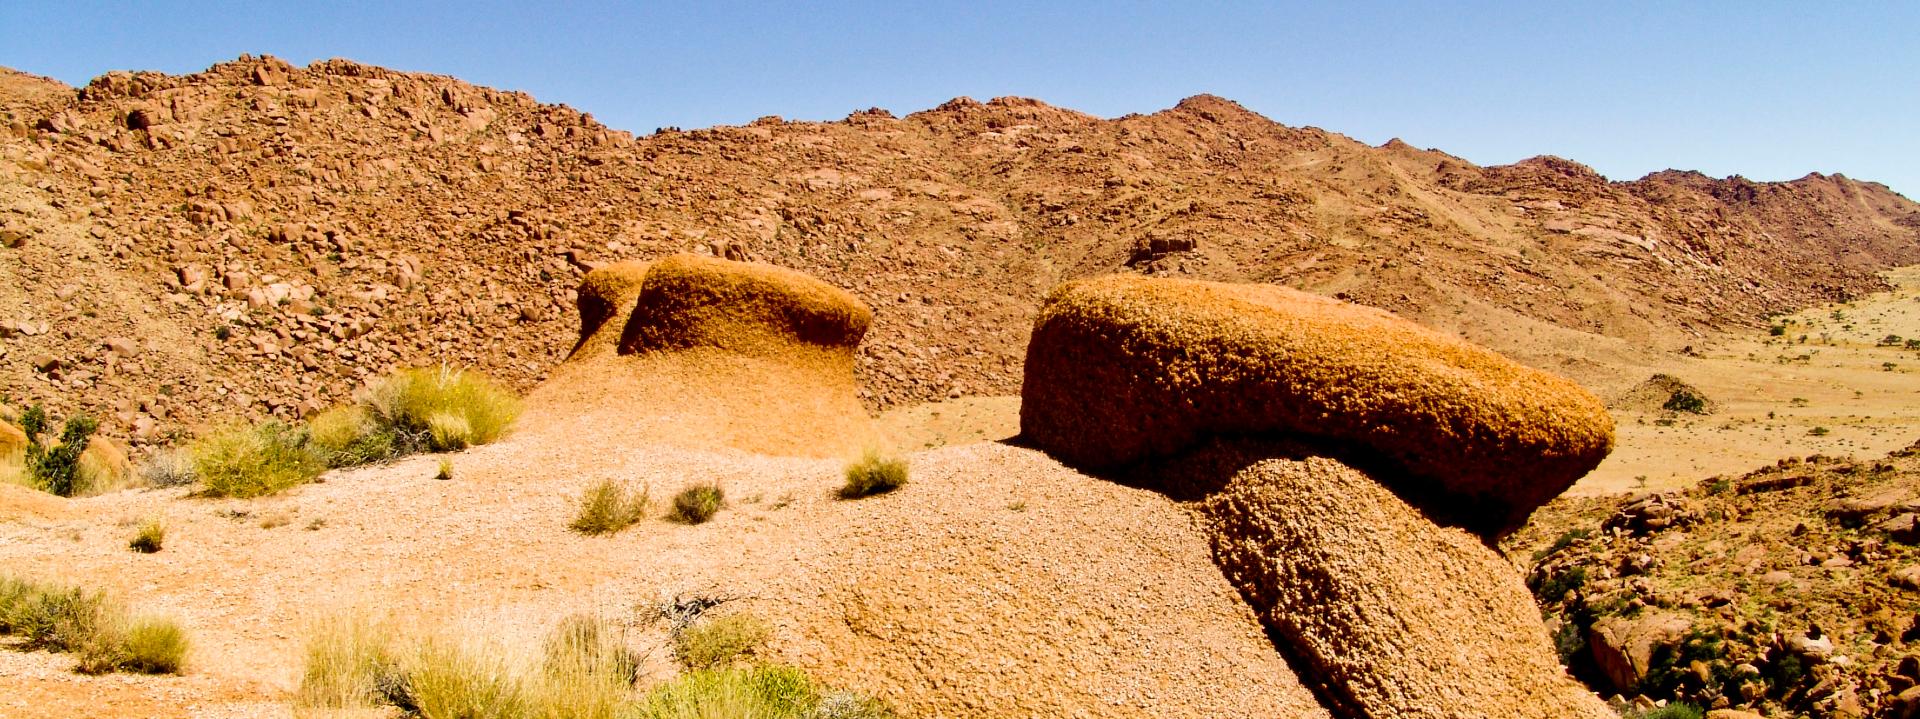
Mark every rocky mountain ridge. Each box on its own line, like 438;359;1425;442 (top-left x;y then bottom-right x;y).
1;55;1916;447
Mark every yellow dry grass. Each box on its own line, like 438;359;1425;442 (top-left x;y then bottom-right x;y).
1021;274;1614;533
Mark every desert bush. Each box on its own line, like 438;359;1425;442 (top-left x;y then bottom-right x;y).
571;479;650;535
307;404;403;468
669;483;724;524
403;636;530;719
1622;702;1704;719
811;692;898;719
138;447;198;488
436;458;454;481
632;665;819;719
129;517;166;553
1661;388;1708;415
1809;426;1831;437
361;367;521;452
19;405;98;497
838;448;908;499
674;614;771;670
297;614;401;710
191;421;327;498
0;574;187;675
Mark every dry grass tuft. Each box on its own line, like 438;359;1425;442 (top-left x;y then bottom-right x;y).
673;613;770;671
838;448;908;499
137;447;198;488
668;483;724;524
570;479;650;535
362;366;521;452
190;421;327;498
129;516;165;553
631;665;819;719
0;574;188;675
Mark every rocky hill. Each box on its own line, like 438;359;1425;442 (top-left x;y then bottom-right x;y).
2;55;1916;448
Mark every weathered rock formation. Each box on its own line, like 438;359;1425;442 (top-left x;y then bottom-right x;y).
1201;448;1613;718
531;254;874;457
1021;274;1616;717
1022;273;1614;534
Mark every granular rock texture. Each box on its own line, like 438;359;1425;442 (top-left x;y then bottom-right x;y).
530;255;873;457
1200;450;1613;719
569;260;651;359
1022;274;1615;532
0;418;22;455
619;254;871;367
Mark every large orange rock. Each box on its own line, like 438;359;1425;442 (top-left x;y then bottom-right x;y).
568;260;651;359
1021;274;1613;532
532;254;876;457
1202;450;1613;719
618;254;870;366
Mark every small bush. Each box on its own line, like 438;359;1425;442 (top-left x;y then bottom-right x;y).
191;421;327;498
112;617;189;674
1625;702;1704;719
1809;426;1831;437
296;614;399;710
571;480;649;535
0;574;188;675
633;665;819;719
138;448;197;488
669;483;724;524
839;448;908;499
361;367;521;452
436;458;454;481
404;636;530;719
1532;528;1592;561
19;405;99;497
306;404;403;468
129;517;165;553
1662;388;1708;414
674;614;771;670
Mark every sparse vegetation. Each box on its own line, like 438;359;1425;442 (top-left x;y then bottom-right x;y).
360;366;521;452
15;404;103;497
307;404;403;468
190;421;327;498
129;517;166;553
293;610;887;719
839;448;908;499
0;574;188;675
673;613;771;670
138;447;198;487
436;457;454;480
1809;426;1830;436
669;483;724;524
570;479;650;535
1661;387;1708;414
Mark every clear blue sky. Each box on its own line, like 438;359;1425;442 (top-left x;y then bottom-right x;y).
5;2;1916;198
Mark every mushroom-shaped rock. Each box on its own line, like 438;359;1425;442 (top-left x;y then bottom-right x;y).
1201;451;1614;719
618;254;870;367
1021;275;1613;533
569;260;651;359
530;254;875;458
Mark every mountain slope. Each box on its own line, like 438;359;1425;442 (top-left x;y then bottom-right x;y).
1;55;1915;445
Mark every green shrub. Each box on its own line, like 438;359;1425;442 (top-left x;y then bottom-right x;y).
1809;426;1831;437
674;614;770;670
361;367;521;452
839;448;908;499
571;480;649;535
19;405;98;497
669;483;724;524
1662;388;1708;414
129;517;165;553
633;665;819;719
1625;702;1704;719
1532;528;1592;562
191;421;327;498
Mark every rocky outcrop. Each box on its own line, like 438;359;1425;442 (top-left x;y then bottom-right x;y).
529;255;873;457
1202;450;1614;719
1021;274;1614;534
1020;273;1615;716
617;254;871;366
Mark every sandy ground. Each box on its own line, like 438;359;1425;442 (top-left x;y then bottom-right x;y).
0;410;1321;717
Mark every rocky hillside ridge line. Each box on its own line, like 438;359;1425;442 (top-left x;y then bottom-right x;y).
0;54;1916;448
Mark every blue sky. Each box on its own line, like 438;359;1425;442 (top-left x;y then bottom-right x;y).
4;2;1916;198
